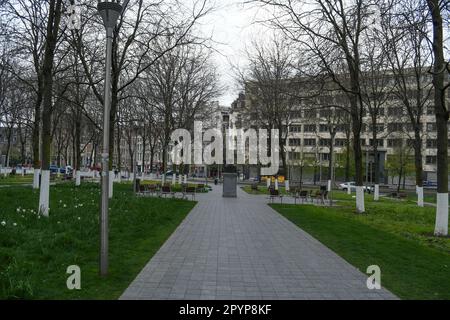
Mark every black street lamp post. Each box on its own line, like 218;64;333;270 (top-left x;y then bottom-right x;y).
97;0;123;276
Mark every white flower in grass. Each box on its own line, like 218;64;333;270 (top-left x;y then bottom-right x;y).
57;221;61;224
1;221;6;226
77;217;81;220
16;208;20;213
22;209;26;212
13;223;17;227
59;200;62;203
63;204;67;208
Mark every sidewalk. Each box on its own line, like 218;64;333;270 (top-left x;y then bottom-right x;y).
120;185;397;300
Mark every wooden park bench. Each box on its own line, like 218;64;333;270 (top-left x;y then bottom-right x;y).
398;192;408;199
185;186;196;200
160;185;174;198
269;188;283;204
147;184;157;196
313;190;328;205
196;184;205;193
299;190;309;204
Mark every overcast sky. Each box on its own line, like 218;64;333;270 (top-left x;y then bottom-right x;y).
199;1;271;107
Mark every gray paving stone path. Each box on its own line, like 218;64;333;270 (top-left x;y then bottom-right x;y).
120;184;397;300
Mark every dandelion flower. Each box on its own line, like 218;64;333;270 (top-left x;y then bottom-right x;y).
1;221;6;226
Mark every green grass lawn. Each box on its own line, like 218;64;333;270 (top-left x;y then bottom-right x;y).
271;196;450;300
0;182;195;299
0;175;33;185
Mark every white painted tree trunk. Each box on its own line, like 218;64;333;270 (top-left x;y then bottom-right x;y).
275;179;278;190
374;184;380;201
327;180;331;192
179;174;182;184
21;168;25;177
184;175;187;184
117;170;121;183
172;174;176;185
356;186;365;213
33;169;40;189
417;186;424;207
109;170;114;199
347;185;351;195
434;193;449;236
75;171;81;186
162;174;165;184
266;178;270;188
285;180;290;192
38;170;50;217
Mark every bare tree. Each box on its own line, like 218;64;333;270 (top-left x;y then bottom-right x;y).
252;0;378;212
427;0;449;235
378;0;433;206
242;37;298;176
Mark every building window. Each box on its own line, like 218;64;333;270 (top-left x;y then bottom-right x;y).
319;139;331;146
387;139;402;148
334;139;346;147
361;139;366;146
426;106;434;115
288;138;301;146
426;139;437;148
321;153;330;161
426;155;437;165
335;124;348;132
426;123;436;131
304;139;316;146
369;124;384;133
370;139;384;147
388;123;403;132
388;107;403;117
319;124;329;132
303;124;316;132
289;125;301;133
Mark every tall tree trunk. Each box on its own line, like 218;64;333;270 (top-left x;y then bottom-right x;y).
38;0;63;216
428;0;449;236
32;90;43;169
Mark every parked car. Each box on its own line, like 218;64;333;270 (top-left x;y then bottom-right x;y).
49;164;59;174
165;170;178;177
338;181;374;193
49;165;72;174
423;180;437;188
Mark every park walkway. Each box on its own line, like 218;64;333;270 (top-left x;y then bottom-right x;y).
120;185;397;300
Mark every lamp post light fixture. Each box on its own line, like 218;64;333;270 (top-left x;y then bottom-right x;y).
97;0;123;277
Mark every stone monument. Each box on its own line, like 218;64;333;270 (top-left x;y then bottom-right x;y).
222;165;237;197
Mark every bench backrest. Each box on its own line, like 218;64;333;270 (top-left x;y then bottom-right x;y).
186;186;196;193
270;189;279;196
